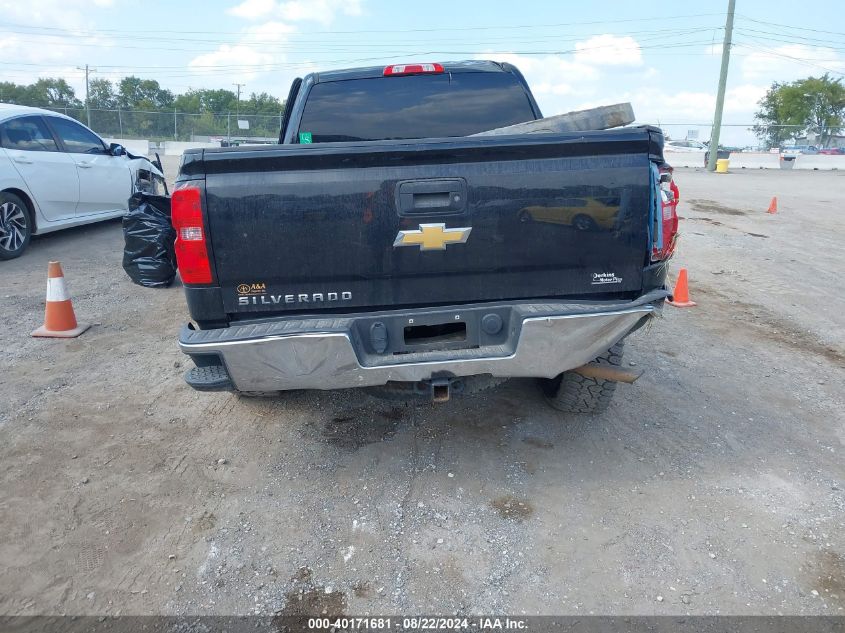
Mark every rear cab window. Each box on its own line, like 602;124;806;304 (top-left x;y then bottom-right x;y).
0;116;59;152
297;70;538;143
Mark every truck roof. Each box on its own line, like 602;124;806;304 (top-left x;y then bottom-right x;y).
311;59;507;84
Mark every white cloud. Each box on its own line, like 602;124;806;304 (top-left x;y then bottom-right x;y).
477;53;601;116
188;45;273;79
191;0;364;92
227;0;362;24
724;83;768;113
569;82;770;146
739;44;845;82
228;0;275;19
575;34;642;67
604;83;766;124
0;0;112;26
474;35;645;117
188;22;296;83
467;33;773;144
0;1;119;96
247;20;298;39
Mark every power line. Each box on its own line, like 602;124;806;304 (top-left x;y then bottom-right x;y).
0;13;727;37
0;26;722;53
734;26;845;47
733;42;845;76
0;40;724;77
734;30;845;52
736;14;845;38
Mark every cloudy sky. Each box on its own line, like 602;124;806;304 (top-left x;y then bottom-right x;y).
1;0;843;145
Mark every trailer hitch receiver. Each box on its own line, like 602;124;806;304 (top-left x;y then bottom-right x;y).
414;375;465;402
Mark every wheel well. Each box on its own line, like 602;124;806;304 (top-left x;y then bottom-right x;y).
2;188;36;231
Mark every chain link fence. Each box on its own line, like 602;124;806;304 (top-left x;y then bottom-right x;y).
38;108;841;151
651;123;840;150
45;107;284;143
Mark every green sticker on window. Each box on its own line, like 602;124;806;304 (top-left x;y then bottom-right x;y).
299;131;312;144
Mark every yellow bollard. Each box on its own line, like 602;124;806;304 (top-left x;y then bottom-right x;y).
716;158;730;173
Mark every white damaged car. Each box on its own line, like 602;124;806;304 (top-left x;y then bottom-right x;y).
0;104;165;259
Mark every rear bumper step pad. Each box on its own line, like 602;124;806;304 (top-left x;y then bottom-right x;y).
184;365;233;391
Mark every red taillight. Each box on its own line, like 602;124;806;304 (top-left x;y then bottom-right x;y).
172;185;212;284
383;63;444;77
653;169;680;261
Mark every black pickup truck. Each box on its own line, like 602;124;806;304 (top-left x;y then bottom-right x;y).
173;60;676;413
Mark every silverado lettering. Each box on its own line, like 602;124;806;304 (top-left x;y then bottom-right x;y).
237;292;352;306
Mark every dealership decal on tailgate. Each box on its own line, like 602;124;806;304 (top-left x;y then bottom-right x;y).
591;272;623;285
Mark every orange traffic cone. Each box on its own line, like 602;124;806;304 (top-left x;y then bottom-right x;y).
767;197;778;214
667;268;696;308
31;261;90;338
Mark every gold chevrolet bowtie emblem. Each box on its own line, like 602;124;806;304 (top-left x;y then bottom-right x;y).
393;223;472;251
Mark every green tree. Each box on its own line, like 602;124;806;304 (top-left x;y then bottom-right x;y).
242;91;283;115
0;82;29;104
88;78;117;109
198;88;238;113
173;88;238;113
118;76;174;110
753;74;845;148
33;78;81;107
0;79;80;108
173;91;201;113
0;76;287;140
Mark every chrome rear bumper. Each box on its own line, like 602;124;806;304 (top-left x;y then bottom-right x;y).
179;291;665;392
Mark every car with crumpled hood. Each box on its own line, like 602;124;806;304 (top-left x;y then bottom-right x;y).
0;103;165;259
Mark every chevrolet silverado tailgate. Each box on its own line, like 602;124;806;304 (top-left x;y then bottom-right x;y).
200;127;661;318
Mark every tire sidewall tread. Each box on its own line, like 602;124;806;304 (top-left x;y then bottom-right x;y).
542;341;624;415
0;191;32;260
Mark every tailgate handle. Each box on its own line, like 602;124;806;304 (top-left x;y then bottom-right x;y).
397;178;467;216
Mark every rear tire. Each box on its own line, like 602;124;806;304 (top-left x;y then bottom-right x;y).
0;192;32;260
541;342;624;414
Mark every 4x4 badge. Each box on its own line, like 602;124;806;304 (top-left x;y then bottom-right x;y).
393;223;472;251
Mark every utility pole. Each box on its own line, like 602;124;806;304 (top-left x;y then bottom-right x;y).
707;0;736;172
232;83;245;117
76;64;96;128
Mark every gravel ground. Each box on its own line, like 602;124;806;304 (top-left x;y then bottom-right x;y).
0;165;843;617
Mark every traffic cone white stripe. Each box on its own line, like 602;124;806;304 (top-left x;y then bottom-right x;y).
32;260;90;338
46;276;71;302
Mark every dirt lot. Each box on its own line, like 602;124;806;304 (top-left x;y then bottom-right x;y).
1;165;843;617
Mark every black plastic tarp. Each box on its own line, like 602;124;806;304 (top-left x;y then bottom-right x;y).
122;192;176;288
